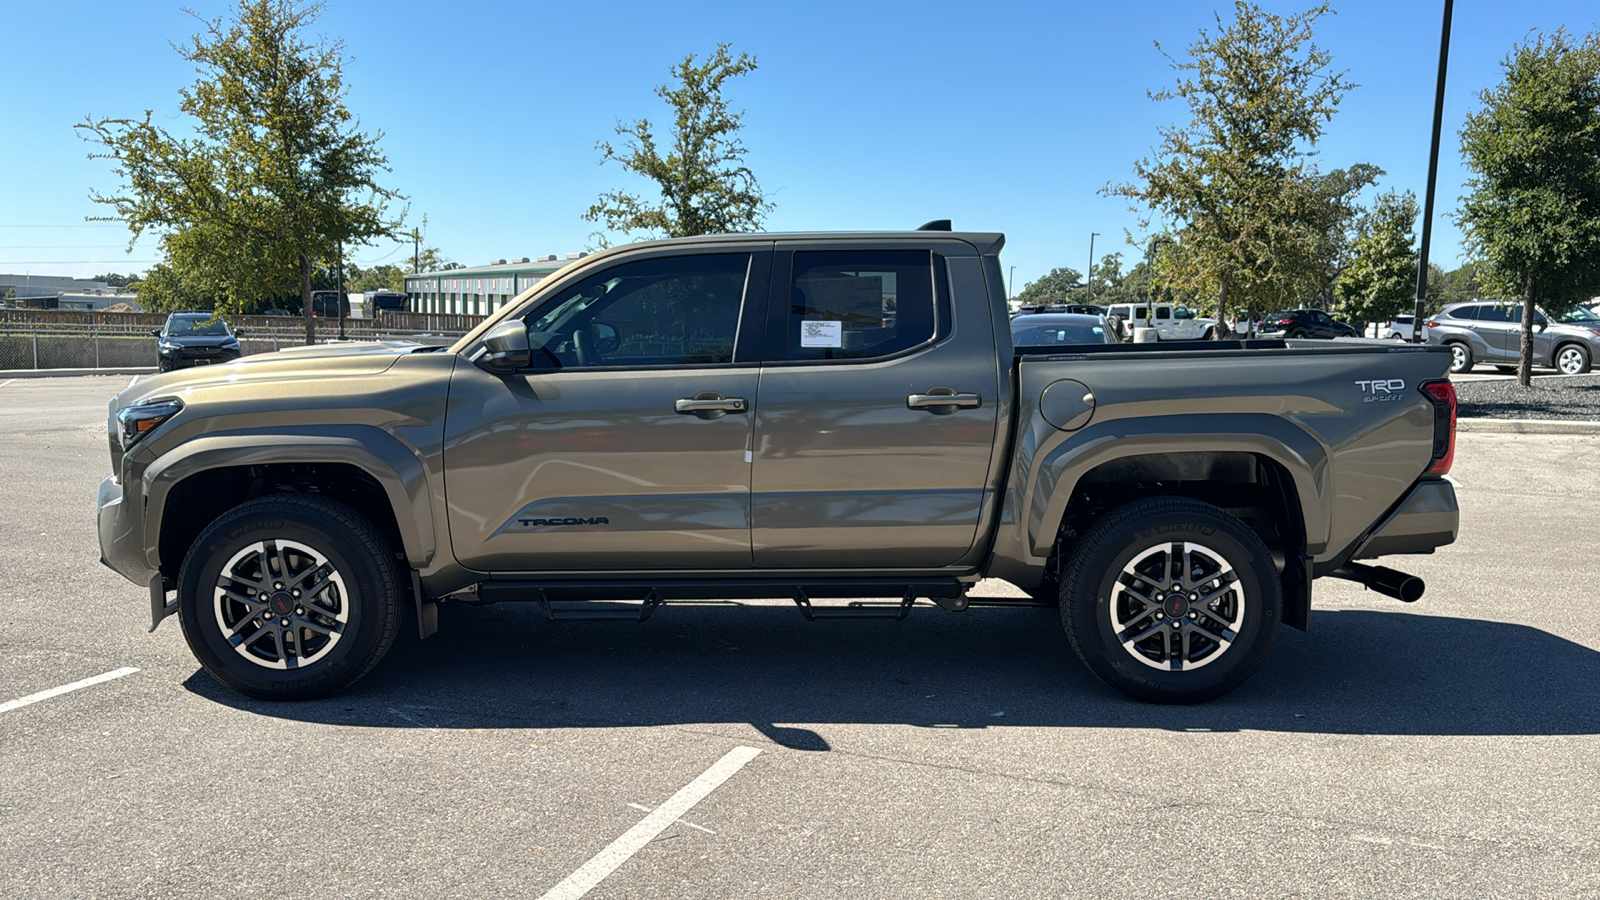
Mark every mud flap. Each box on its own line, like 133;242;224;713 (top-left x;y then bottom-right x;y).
149;574;178;633
412;569;438;639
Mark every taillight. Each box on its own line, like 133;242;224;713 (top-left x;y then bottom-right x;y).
1420;380;1456;475
1276;318;1295;325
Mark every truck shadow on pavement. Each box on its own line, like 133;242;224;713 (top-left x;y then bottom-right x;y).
185;604;1600;745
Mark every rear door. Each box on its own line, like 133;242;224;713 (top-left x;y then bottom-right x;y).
750;242;1001;568
1472;304;1515;360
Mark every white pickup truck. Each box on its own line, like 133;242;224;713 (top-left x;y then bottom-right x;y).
1105;302;1218;341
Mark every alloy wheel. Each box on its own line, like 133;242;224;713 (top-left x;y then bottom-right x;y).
1108;541;1245;672
212;539;349;670
1558;346;1586;375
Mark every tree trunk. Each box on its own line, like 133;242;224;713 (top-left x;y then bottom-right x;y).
1518;275;1535;387
1214;272;1230;340
299;251;315;346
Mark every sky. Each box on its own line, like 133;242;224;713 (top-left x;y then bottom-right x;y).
2;0;1597;295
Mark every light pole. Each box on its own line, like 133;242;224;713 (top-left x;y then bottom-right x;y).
1413;0;1454;341
1008;265;1016;301
336;238;347;342
1086;233;1099;303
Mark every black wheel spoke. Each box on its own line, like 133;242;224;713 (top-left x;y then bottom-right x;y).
214;537;348;671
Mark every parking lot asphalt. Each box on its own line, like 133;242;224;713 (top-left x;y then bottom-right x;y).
1;375;1596;898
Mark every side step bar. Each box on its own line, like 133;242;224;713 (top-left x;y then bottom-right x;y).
474;578;971;623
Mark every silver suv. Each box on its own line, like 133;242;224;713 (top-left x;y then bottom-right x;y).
1424;302;1600;375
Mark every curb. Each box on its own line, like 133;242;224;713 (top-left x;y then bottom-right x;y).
0;367;157;378
1457;417;1600;434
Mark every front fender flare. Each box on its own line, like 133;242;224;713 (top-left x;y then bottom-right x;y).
139;425;436;571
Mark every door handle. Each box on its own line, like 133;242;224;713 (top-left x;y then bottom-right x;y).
907;389;981;411
675;395;748;417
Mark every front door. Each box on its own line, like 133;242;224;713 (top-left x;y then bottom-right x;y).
750;244;1001;568
444;249;769;572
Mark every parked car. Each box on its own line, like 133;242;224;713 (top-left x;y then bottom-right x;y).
1365;315;1416;341
99;227;1457;706
150;312;242;372
1009;312;1117;347
367;290;410;316
1103;302;1217;340
1425;301;1600;374
1257;309;1358;339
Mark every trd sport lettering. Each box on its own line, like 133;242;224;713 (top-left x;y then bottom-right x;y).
516;516;610;527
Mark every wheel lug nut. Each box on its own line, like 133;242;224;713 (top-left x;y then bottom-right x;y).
295;606;304;614
1189;612;1197;619
274;582;283;590
1155;612;1164;619
291;589;301;597
280;618;290;626
258;593;268;601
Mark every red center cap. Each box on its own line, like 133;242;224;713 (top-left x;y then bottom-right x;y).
270;593;295;616
1163;593;1189;618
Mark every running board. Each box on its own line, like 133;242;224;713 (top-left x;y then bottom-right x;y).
474;578;967;623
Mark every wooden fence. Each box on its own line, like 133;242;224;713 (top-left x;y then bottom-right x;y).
0;308;486;336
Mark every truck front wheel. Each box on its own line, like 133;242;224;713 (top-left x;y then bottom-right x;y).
176;494;404;700
1059;497;1281;704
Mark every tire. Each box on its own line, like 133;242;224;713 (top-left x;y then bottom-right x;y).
158;359;172;373
1287;329;1308;339
177;494;404;700
1556;344;1591;375
1447;342;1474;374
1389;332;1405;341
1060;497;1281;704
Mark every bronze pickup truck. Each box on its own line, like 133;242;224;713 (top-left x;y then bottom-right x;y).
97;227;1459;703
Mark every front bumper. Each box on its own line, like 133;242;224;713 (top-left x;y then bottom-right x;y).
1351;478;1459;559
98;474;156;587
159;346;241;367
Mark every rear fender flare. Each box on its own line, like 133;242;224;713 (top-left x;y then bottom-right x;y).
1029;415;1329;559
139;426;436;571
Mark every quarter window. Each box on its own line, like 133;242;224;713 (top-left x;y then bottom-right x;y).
785;250;936;361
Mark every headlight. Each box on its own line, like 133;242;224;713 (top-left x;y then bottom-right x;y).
117;397;183;450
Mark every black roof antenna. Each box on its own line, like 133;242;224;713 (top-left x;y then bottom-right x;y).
916;219;952;231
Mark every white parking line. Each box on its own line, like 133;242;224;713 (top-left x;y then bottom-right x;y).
538;746;761;900
0;380;13;389
127;375;142;388
0;667;140;715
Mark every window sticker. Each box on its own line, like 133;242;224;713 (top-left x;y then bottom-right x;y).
800;320;843;348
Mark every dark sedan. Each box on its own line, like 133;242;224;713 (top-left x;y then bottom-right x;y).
1257;308;1358;339
152;312;243;371
1010;312;1118;347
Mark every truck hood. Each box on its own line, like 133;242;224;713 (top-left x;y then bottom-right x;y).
118;341;430;408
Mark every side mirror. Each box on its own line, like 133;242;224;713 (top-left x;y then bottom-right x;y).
149;329;161;337
591;322;621;354
234;328;246;338
1535;319;1549;332
479;320;532;374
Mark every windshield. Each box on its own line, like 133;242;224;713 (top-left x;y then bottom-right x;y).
1556;307;1600;324
165;316;231;337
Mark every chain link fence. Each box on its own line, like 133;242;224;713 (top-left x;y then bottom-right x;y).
0;310;480;371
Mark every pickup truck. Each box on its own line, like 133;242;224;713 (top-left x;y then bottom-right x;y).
97;227;1460;704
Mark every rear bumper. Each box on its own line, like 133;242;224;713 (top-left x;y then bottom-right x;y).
97;474;156;587
1351;478;1459;559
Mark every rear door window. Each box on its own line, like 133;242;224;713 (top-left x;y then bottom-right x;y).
1476;305;1510;323
1447;306;1480;320
781;250;938;361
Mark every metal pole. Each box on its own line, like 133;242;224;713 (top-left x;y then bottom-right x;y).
1087;233;1099;303
1413;0;1454;341
1008;265;1015;300
32;329;38;369
337;239;347;342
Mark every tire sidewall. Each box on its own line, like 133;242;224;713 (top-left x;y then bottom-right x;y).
1448;342;1472;373
178;502;393;699
1064;505;1281;704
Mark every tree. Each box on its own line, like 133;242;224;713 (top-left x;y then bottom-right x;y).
1336;189;1420;328
348;263;405;293
1015;267;1085;306
585;44;772;242
78;0;404;344
1457;29;1600;385
92;272;140;289
1107;3;1366;336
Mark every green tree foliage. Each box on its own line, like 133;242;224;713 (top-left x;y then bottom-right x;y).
348;264;405;293
1107;3;1369;335
586;44;772;241
91;272;140;288
1457;29;1600;384
1433;262;1485;307
1015;267;1085;305
78;0;404;344
1336;189;1420;327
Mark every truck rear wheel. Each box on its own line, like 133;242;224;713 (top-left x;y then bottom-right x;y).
1059;497;1281;704
176;494;403;700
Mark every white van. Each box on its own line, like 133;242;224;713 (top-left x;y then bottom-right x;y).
1104;303;1218;341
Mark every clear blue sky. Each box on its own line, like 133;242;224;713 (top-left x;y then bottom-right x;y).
2;0;1596;294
